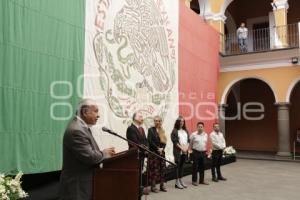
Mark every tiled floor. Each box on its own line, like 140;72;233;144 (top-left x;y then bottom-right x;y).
147;159;300;200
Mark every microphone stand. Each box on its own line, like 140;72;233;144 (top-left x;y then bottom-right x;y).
102;128;176;199
103;128;176;166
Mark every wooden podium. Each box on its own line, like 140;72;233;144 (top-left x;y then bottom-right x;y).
93;149;140;200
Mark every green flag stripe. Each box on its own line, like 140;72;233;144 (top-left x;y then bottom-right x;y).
0;0;85;174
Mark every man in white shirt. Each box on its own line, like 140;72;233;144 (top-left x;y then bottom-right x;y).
237;22;248;52
210;123;227;182
189;122;209;186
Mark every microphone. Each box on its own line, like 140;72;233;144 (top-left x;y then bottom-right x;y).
102;127;116;134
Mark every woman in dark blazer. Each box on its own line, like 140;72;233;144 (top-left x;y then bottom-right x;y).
171;116;189;189
147;116;167;193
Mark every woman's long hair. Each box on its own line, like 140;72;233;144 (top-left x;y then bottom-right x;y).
173;116;188;132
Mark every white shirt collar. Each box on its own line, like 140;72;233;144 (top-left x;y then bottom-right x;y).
76;115;90;128
212;131;222;135
133;122;141;129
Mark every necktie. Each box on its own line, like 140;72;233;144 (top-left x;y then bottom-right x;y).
138;127;145;136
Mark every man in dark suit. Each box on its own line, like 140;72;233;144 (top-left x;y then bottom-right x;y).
126;112;149;195
126;112;148;149
60;99;115;200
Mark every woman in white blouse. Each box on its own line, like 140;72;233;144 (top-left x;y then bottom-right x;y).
171;116;190;189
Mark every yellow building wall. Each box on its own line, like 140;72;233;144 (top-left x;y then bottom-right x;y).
208;20;225;51
274;9;287;26
208;20;225;33
181;0;191;7
211;0;225;13
218;66;300;103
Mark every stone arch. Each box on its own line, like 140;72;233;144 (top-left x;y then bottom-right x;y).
220;0;234;15
286;76;300;103
225;10;237;33
221;76;279;104
224;77;279;152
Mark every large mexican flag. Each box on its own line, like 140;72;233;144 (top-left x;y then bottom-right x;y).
0;0;219;174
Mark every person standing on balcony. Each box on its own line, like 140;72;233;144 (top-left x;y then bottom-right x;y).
237;22;248;52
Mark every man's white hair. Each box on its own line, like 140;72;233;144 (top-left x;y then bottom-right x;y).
76;99;97;116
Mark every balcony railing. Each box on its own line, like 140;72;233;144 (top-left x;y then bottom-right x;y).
221;23;299;56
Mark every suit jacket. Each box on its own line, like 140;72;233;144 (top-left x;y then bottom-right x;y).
126;124;148;149
171;128;189;163
59;117;107;200
147;127;166;154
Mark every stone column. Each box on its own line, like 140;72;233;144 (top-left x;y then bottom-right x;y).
271;0;289;48
218;104;228;136
276;103;291;157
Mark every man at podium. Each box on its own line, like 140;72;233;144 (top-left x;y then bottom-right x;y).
59;99;115;200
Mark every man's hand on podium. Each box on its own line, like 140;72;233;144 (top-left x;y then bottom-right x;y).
103;147;116;158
